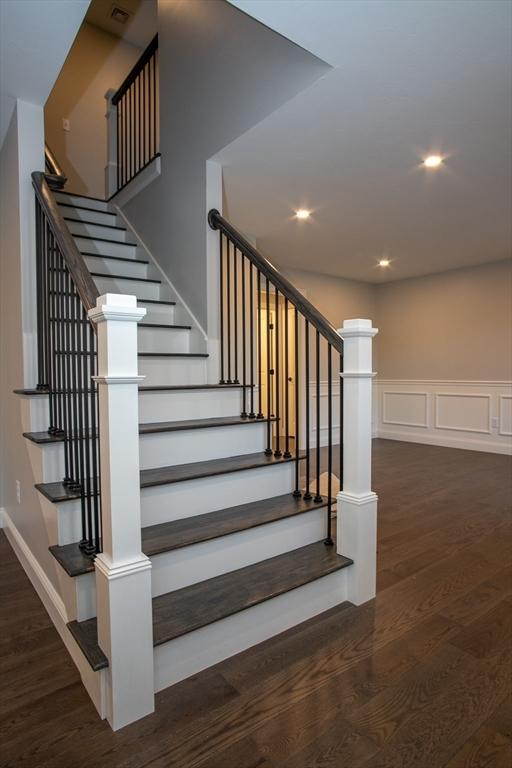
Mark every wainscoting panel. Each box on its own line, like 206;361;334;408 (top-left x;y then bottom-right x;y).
382;391;428;428
375;380;512;455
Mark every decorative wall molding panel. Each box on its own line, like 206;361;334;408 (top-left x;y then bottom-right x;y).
309;381;341;446
374;380;512;455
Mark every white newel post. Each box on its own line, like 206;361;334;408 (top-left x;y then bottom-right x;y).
337;319;379;605
104;89;118;198
88;294;154;730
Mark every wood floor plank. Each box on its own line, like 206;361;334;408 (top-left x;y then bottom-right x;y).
444;725;512;768
1;440;510;768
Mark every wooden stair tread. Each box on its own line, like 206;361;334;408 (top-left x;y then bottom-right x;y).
138;383;250;391
71;234;136;246
24;415;267;445
152;542;352;644
144;494;333;557
71;542;352;668
137;298;176;306
90;272;161;284
139;415;272;434
140;451;302;489
14;383;248;397
67;619;108;671
35;452;301;501
49;492;330;575
81;251;149;264
58;202;115;216
63;216;126;231
138;352;208;358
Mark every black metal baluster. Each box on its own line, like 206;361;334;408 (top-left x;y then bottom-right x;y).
314;330;322;503
233;244;239;383
284;298;291;458
153;52;157;156
35;201;44;388
63;267;73;485
274;288;281;456
257;270;263;419
249;262;255;418
264;277;272;455
241;254;247;417
219;232;225;383
48;225;57;433
293;308;301;496
325;344;334;545
138;74;141;175
226;236;232;383
116;101;120;191
143;62;147;167
43;214;50;394
56;250;65;438
303;320;312;500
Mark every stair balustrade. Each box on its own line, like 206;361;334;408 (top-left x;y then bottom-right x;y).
33;171;102;555
208;209;344;546
106;35;159;195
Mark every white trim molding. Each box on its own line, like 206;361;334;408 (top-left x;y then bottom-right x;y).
374;379;512;455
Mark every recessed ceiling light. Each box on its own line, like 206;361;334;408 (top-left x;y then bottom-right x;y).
423;155;443;169
378;258;390;267
295;209;311;220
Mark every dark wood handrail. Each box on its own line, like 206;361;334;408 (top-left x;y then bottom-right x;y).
32;172;99;314
111;34;158;106
208;210;343;354
44;143;65;179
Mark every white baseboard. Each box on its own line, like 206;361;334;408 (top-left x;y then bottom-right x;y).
374;379;512;455
1;508;107;718
0;507;5;528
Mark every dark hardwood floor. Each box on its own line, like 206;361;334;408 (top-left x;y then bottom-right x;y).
1;439;511;768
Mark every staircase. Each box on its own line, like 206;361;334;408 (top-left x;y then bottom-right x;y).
16;184;369;725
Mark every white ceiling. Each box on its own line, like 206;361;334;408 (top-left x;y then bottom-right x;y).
86;0;157;49
221;0;512;283
0;0;89;149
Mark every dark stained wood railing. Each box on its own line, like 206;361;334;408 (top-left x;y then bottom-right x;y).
209;209;343;545
33;171;102;555
44;143;67;190
111;35;159;191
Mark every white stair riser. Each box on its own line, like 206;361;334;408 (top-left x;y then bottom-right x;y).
26;440;65;483
19;394;48;433
58;205;118;227
138;303;176;324
141;462;295;526
138;388;244;422
93;275;162;301
138;357;207;387
66;220;134;243
151;508;327;596
139;422;267;469
74;236;138;259
42;496;83;546
84;255;149;281
58;569;96;621
55;193;111;212
154;568;348;692
138;326;191;355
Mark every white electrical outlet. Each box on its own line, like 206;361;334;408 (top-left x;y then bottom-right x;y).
491;416;498;429
16;480;21;504
62;118;70;132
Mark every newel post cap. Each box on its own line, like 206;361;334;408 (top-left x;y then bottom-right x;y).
88;293;146;324
338;318;378;339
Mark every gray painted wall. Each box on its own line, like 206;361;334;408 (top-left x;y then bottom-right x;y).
121;0;329;328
